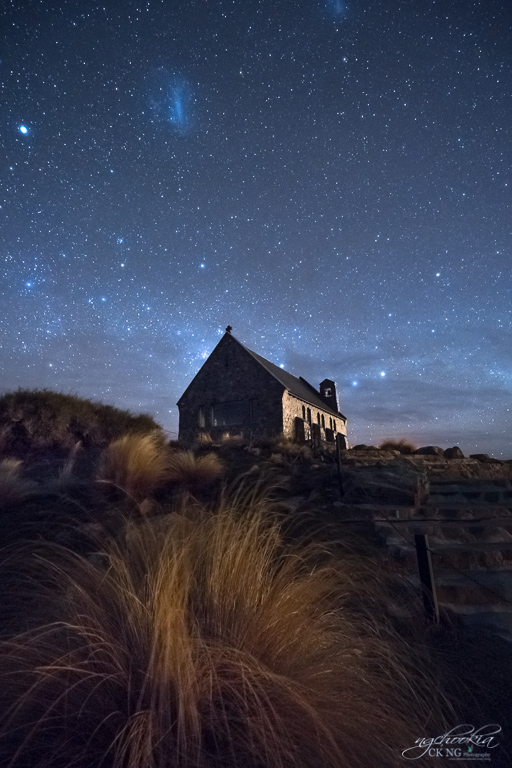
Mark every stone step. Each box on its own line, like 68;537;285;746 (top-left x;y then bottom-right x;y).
382;531;512;572
403;572;512;642
378;530;512;552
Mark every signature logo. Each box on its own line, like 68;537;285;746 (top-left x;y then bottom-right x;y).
402;724;501;760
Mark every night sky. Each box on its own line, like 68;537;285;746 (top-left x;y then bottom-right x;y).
1;0;511;455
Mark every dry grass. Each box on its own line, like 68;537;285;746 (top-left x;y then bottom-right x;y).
379;438;417;454
97;431;170;501
0;459;27;508
194;432;213;446
269;436;313;466
167;450;224;488
219;432;246;447
0;495;447;768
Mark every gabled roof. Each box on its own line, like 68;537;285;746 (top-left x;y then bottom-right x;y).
236;335;346;420
177;331;346;421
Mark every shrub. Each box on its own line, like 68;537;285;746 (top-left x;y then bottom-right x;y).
379;438;417;454
0;499;447;768
0;389;160;454
97;432;170;502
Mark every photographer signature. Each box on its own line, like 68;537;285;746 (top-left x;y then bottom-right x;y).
402;724;501;760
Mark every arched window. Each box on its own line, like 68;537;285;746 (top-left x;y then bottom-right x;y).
321;414;325;428
302;405;306;420
307;408;311;424
333;420;336;432
317;412;320;425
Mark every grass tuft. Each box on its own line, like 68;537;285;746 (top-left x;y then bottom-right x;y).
97;432;170;502
0;497;447;768
194;432;213;447
167;450;224;488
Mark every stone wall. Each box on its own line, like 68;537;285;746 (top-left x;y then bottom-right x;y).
178;333;285;441
282;391;347;441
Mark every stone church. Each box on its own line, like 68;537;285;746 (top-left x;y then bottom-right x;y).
177;328;348;444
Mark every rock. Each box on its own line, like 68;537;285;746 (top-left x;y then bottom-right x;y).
469;453;502;463
444;446;465;459
415;446;444;456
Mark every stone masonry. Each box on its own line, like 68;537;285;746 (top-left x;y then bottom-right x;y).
177;331;348;443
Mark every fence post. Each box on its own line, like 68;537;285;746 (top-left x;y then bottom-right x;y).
414;534;440;623
336;433;345;498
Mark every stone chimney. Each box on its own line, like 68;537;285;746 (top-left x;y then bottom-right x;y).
319;379;339;412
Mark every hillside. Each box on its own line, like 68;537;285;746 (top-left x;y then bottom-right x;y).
0;389;161;456
0;430;510;766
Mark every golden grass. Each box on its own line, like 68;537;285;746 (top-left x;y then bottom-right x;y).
167;450;224;487
97;431;170;501
379;438;417;454
0;495;447;768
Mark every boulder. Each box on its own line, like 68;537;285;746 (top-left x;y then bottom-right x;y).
444;446;465;459
415;446;444;456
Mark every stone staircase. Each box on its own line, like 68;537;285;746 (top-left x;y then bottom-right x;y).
372;482;512;640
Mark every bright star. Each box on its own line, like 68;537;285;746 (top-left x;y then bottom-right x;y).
380;371;386;377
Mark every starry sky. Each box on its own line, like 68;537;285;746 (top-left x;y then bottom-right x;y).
1;0;511;456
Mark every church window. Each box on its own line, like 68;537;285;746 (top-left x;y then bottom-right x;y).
211;401;250;426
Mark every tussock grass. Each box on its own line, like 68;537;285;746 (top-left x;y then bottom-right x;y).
379;438;417;454
0;497;447;768
167;450;224;488
98;432;170;502
194;432;213;446
0;459;28;508
219;432;246;447
0;389;160;455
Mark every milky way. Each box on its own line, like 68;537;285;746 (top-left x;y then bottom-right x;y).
1;0;511;455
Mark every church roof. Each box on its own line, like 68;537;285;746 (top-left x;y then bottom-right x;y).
234;334;346;420
177;331;346;421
